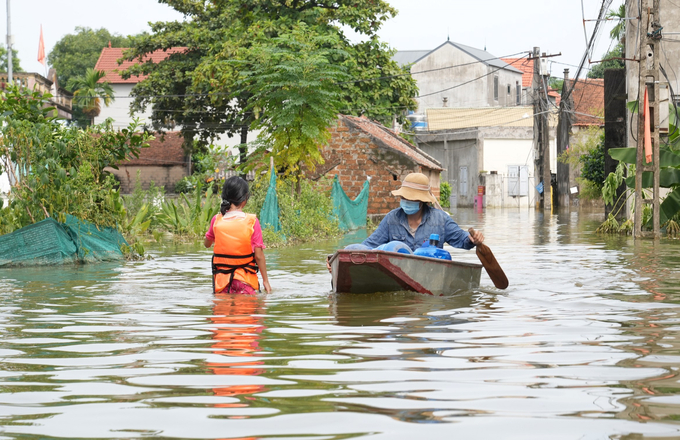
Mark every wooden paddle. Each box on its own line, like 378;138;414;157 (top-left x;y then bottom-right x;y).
468;228;508;290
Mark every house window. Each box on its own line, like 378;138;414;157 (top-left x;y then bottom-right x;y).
516;81;521;105
508;165;529;196
493;76;499;101
507;84;511;94
459;166;468;196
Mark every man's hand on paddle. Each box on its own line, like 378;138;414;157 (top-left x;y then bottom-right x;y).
468;229;484;246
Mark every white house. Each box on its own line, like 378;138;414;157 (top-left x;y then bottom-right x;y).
395;40;525;113
93;47;253;151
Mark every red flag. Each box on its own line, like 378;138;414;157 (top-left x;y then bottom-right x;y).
644;87;652;164
37;25;46;66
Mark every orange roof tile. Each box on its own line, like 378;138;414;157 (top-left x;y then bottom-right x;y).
566;78;604;126
340;115;442;171
94;47;188;84
120;132;188;166
502;57;535;88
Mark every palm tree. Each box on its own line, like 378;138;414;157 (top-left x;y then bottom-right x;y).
67;68;115;125
608;3;626;42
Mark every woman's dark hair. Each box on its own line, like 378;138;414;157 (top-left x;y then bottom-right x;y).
220;176;250;215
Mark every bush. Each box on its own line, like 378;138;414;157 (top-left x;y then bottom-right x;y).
440;181;451;208
246;175;341;246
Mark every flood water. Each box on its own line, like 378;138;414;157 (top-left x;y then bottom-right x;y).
2;208;680;439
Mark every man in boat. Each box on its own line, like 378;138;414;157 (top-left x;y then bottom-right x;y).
327;173;484;270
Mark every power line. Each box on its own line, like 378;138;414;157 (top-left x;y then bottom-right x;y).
415;54;532;99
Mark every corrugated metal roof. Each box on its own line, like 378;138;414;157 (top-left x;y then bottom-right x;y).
393;50;431;67
410;41;522;74
426;107;535;130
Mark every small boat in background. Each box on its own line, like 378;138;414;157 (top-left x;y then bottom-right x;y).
329;249;482;295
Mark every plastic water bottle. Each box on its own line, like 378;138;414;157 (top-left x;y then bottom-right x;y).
375;241;413;254
414;234;452;260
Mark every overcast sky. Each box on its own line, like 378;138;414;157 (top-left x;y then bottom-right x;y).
4;0;619;79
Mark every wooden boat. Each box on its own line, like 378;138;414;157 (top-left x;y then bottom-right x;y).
329;249;482;295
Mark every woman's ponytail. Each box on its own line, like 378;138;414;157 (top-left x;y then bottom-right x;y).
219;176;250;215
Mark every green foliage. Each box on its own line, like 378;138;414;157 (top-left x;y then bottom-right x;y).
580;139;605;188
240;24;348;175
440;181;451;208
246;175;341;246
157;183;220;236
558;126;605;198
602;162;626;206
549;77;563;91
67;68;115;125
123;0;417;155
0;86;152;235
0;44;22;72
48;27;132;92
588;42;624;79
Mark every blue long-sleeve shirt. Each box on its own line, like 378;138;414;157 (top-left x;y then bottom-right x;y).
362;205;474;251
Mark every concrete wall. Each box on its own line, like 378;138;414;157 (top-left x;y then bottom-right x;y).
95;84;150;129
95;84;260;153
411;43;523;112
105;165;188;194
416;131;479;208
482;138;535;208
417;126;547;208
625;0;680;152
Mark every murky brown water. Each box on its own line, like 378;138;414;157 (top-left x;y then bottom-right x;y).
2;208;680;439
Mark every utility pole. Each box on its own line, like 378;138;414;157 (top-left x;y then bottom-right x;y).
634;0;661;238
6;0;11;83
532;47;551;210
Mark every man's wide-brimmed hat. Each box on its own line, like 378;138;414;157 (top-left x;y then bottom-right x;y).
391;173;438;204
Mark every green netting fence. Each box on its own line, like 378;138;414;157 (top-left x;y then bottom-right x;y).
332;175;369;231
0;215;128;267
259;170;281;232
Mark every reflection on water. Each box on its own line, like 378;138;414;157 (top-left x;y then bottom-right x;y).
1;208;680;438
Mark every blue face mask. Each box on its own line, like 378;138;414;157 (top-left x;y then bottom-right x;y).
400;199;421;215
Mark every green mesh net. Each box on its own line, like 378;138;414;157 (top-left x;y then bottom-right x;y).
332;175;369;231
0;216;128;267
259;170;281;232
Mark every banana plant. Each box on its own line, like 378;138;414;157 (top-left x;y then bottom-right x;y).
607;102;680;225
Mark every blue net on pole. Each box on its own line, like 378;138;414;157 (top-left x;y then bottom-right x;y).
331;175;369;231
259;170;281;232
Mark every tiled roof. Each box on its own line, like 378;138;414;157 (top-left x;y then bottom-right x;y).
501;57;534;88
94;47;188;84
120;132;188;166
340;115;442;171
565;78;605;126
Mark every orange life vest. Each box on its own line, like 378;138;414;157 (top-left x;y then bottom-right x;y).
212;212;259;293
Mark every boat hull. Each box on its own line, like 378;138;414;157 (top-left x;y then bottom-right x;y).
330;249;482;295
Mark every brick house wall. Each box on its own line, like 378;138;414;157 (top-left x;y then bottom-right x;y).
104;131;190;193
109;164;188;193
318;115;442;215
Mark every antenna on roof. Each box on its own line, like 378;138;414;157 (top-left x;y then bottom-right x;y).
447;28;449;41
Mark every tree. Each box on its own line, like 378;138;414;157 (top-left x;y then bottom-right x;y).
240;24;348;183
0;44;22;73
48;27;132;91
608;3;626;42
588;3;626;79
122;0;418;159
67;68;115;125
587;43;624;79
